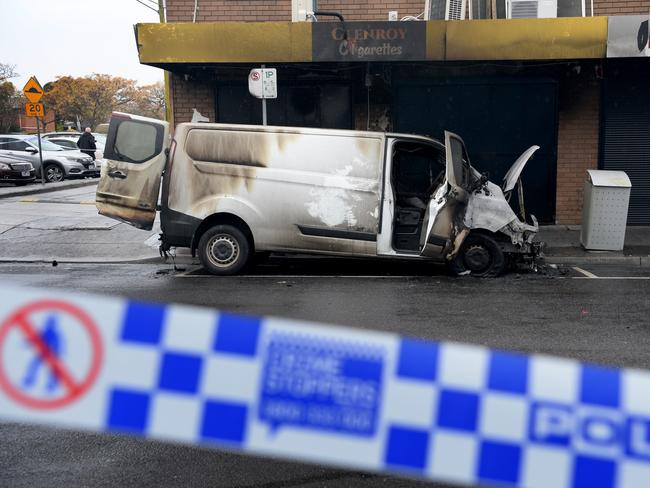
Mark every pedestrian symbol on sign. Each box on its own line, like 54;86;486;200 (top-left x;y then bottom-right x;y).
21;315;64;394
0;300;103;409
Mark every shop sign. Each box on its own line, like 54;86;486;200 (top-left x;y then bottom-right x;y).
312;22;426;62
607;15;650;58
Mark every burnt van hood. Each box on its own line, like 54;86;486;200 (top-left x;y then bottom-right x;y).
502;145;540;193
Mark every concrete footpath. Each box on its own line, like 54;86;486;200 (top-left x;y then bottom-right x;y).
539;225;650;265
0;178;98;200
0;181;648;265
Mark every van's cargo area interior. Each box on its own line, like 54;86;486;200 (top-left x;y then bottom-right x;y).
391;142;446;252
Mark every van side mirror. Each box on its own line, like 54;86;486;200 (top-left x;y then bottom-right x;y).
26;148;38;154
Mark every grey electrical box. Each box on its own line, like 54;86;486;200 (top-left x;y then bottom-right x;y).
580;170;632;251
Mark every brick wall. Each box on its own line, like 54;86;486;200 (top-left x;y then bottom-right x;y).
167;0;425;22
167;0;650;22
315;1;426;21
555;73;600;225
167;1;291;22
594;0;650;15
171;74;216;127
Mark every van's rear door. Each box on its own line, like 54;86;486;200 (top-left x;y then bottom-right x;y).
419;131;470;257
96;112;169;230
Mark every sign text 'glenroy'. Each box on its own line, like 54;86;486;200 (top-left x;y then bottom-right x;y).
312;21;426;62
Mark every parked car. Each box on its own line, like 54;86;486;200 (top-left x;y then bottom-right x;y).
96;112;542;277
0;135;97;182
0;154;36;185
44;136;103;175
43;132;106;161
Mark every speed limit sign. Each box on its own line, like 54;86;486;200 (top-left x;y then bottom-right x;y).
25;103;45;118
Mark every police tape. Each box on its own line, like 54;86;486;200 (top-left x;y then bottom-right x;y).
0;285;649;488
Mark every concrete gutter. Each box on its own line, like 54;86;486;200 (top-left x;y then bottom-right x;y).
0;179;98;200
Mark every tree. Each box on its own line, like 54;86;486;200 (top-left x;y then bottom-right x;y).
125;81;165;120
0;81;21;132
43;74;139;129
0;63;18;82
0;64;20;132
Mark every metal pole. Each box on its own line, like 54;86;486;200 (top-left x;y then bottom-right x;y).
262;100;267;126
158;0;173;124
261;64;267;126
35;116;45;185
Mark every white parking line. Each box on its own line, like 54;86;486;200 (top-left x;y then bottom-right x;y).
176;273;417;279
144;233;161;249
572;266;598;278
573;276;650;280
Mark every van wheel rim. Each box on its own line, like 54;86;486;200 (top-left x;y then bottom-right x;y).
464;245;491;273
207;235;239;268
46;166;63;182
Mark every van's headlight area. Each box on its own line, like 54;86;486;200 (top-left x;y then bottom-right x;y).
0;163;9;170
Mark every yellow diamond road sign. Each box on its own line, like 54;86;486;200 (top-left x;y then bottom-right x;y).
23;77;44;103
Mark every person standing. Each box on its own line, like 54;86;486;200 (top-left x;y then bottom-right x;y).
77;127;97;160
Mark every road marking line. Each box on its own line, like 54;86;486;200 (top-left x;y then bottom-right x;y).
19;199;95;205
572;267;598;278
572;276;650;280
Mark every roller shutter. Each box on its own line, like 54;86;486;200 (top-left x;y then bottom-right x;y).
601;60;650;224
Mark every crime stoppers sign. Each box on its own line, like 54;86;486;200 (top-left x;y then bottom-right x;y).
0;300;102;409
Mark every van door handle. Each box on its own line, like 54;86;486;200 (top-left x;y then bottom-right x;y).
108;170;127;179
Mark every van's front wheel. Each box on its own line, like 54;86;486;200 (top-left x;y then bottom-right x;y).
448;233;505;277
198;225;251;275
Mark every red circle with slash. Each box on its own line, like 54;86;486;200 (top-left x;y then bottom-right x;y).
0;300;103;409
250;70;261;81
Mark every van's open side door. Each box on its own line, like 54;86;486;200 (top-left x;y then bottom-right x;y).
419;131;470;257
96;112;169;230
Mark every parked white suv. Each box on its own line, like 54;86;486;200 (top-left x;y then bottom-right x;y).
0;135;96;182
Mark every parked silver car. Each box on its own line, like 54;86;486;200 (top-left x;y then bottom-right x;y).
0;135;96;182
43;136;103;175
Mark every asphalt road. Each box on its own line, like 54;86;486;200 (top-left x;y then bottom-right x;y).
1;260;649;488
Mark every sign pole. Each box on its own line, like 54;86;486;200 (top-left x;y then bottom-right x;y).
261;64;267;126
35;116;45;185
22;76;46;185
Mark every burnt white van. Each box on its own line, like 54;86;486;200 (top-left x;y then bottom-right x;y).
96;112;541;276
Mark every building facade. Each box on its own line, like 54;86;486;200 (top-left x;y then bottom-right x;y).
135;0;650;224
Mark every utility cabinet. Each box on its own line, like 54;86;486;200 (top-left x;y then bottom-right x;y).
580;170;632;251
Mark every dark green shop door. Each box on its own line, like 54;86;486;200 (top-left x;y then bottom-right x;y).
394;80;557;223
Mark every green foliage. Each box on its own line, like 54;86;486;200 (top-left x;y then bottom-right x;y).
0;81;21;133
44;74;165;129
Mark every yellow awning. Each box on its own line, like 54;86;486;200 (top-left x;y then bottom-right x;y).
135;17;608;66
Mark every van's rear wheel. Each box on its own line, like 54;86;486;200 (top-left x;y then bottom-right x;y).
198;225;251;275
448;233;505;277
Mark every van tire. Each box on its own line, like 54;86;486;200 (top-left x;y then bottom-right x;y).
198;225;251;276
447;233;505;277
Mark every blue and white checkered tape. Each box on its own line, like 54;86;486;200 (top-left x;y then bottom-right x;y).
1;285;649;488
